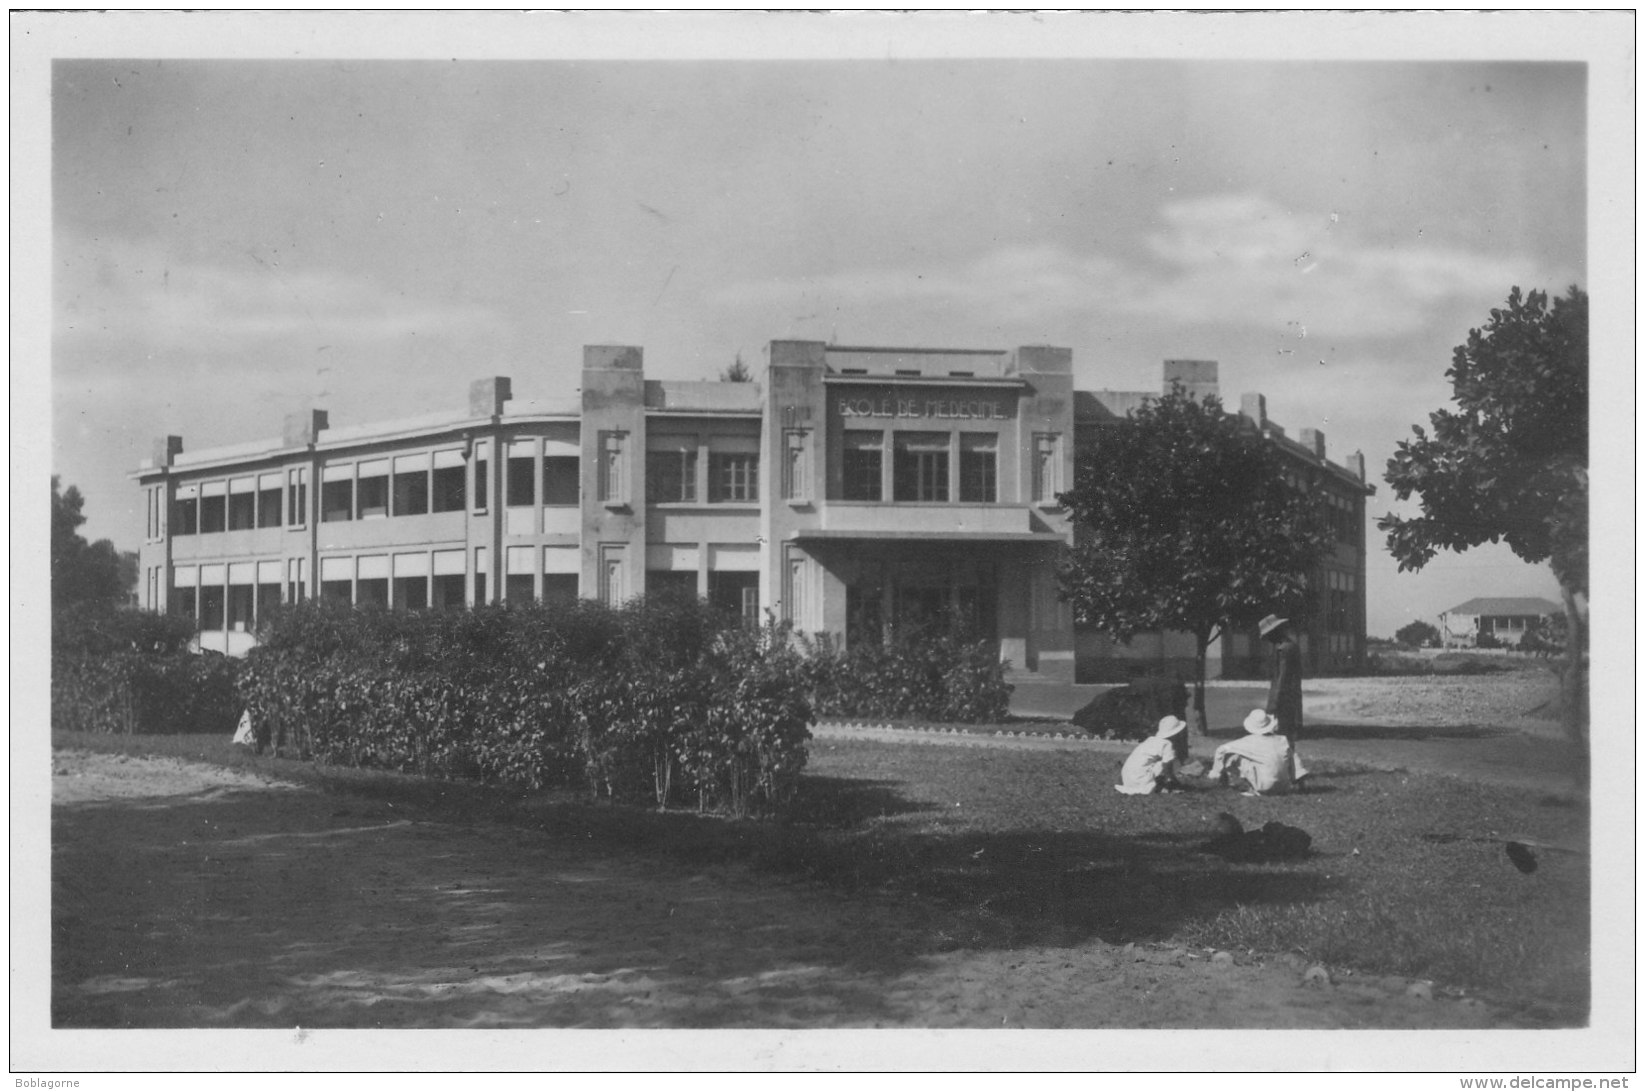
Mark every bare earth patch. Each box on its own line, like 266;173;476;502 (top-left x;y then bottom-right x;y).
53;747;1534;1029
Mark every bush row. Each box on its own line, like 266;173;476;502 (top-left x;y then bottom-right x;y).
802;626;1013;723
236;598;814;817
51;646;242;736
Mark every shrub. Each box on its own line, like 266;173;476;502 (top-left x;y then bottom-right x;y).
236;597;812;817
802;626;1012;723
1071;676;1188;741
51;603;240;735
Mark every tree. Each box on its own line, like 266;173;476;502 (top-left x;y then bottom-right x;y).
1057;387;1334;735
720;353;752;383
1378;285;1588;744
1394;619;1440;649
52;475;127;607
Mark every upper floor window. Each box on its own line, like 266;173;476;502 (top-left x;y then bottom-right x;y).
227;479;257;531
647;447;697;503
783;431;810;502
709;452;758;503
1031;433;1062;504
174;490;200;536
893;432;948;502
543;456;579;505
841;431;882;502
321;467;354;523
472;443;490;513
959;434;997;503
200;485;227;533
431;451;466;512
287;468;308;527
598;432;629;504
257;473;283;528
506;442;536;507
355;460;389;519
393;455;430;516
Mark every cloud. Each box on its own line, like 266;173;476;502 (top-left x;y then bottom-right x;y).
54;231;500;352
708;192;1564;344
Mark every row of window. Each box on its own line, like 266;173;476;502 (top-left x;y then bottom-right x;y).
1324;569;1359;634
155;427;1067;540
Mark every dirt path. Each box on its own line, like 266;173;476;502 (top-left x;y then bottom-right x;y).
53;749;1527;1030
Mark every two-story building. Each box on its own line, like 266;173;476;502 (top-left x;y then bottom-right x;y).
133;342;1371;680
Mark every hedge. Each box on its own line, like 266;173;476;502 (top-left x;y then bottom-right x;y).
237;598;814;818
802;626;1013;723
51;604;241;735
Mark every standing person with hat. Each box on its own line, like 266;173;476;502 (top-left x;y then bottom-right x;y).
1114;715;1191;795
1259;613;1305;779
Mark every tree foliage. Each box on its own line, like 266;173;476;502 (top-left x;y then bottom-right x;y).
1377;285;1588;743
1379;286;1587;594
51;476;128;607
1057;387;1334;730
1394;619;1441;649
720;352;753;383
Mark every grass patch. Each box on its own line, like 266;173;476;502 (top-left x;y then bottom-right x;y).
54;729;1588;1021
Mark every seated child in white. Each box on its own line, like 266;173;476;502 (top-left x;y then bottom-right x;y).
1210;710;1309;795
1115;715;1190;795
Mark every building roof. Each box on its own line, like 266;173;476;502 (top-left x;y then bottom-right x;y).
1441;597;1563;617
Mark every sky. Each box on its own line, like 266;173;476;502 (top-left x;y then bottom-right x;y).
36;12;1620;639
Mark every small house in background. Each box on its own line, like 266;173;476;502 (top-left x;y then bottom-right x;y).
1438;597;1563;649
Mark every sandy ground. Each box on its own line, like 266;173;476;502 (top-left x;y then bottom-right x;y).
52;748;1535;1030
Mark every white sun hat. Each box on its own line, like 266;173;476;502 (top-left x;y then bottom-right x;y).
1243;709;1279;735
1155;715;1189;738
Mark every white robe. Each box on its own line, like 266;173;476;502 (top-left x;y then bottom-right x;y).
1210;732;1306;794
1115;736;1180;795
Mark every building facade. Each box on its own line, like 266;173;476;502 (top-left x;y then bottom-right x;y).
134;343;1371;680
1438;597;1563;649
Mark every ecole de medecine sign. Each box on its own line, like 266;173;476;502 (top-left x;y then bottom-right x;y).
835;394;1012;421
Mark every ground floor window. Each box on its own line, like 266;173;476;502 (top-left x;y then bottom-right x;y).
356;578;388;608
432;573;466;610
173;585;197;623
708;571;759;624
541;573;578;604
394;575;428;610
321;580;351;604
199;585;226;631
505;574;535;603
847;559;998;645
648;570;698;601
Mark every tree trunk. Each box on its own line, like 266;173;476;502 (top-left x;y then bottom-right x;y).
1192;634;1209;736
1559;581;1586;748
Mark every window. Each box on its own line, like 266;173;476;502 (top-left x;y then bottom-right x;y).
648;570;698;601
200;585;226;630
783;431;810;501
356;461;389;519
505;574;535;602
432;452;465;512
145;488;157;539
356;578;388;608
287;558;307;603
709;453;758;503
599;545;626;606
542;574;578;604
646;449;696;503
431;574;466;611
257;482;282;528
473;450;489;512
598;432;628;504
200;492;226;534
174;496;199;536
394;576;428;610
322;477;354;523
393;458;429;516
959;434;997;503
841;432;883;501
543;456;579;505
893;432;949;502
709;571;759;625
288;469;308;527
1032;433;1062;504
227;481;256;531
173;585;198;624
321;578;352;605
256;581;281;627
228;584;255;632
507;453;535;507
